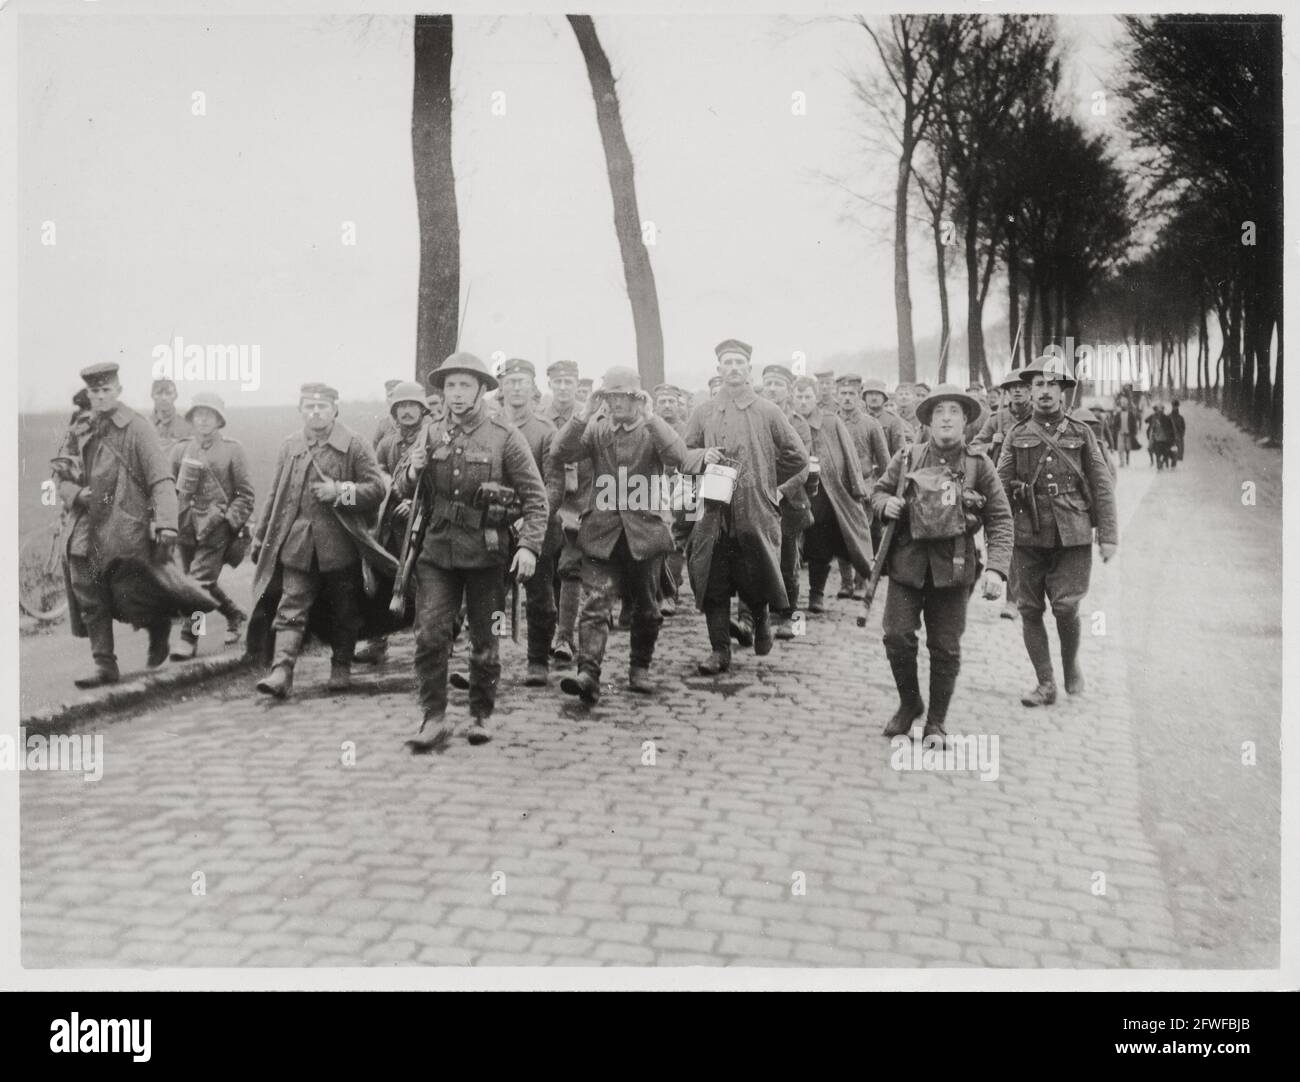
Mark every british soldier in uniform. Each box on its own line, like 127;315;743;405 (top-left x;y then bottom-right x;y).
497;357;562;687
554;366;696;702
996;355;1119;706
863;378;908;457
400;353;548;751
354;381;432;666
540;360;591;663
168;392;256;659
682;339;807;674
970;369;1031;457
150;377;192;450
62;363;192;687
790;376;874;615
873;384;1013;744
248;383;387;698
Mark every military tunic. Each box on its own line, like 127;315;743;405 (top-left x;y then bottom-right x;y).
395;404;548;722
152;410;192;451
503;406;562;666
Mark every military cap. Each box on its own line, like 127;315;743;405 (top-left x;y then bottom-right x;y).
652;383;676;398
429;351;498;391
1018;352;1077;388
547;359;579;379
80;362;120;386
185;391;228;427
577;377;594;389
299;382;339;403
707;375;723;389
762;364;795;385
835;373;863;387
384;379;403;394
600;366;641;395
915;383;980;426
861;378;889;399
913;381;932;395
151;377;177;393
387;380;430;416
814;368;836;379
793;376;818;394
714;338;753;362
997;368;1026;389
499;357;536;380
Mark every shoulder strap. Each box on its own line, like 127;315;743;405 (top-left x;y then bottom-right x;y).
1029;418;1092;494
96;428;152;498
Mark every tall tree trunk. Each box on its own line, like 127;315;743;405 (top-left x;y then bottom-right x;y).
963;213;989;385
933;217;951;383
1022;278;1037;368
412;14;461;386
568;15;664;388
1006;223;1020;373
894;148;917;382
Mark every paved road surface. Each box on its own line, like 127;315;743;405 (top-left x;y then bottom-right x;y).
19;403;1280;968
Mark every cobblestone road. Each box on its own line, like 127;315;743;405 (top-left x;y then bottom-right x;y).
19;405;1277;968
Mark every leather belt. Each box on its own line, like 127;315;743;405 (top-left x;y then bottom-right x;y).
1034;480;1080;498
431;493;483;528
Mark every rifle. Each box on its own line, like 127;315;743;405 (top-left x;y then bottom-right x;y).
857;451;911;628
389;427;431;616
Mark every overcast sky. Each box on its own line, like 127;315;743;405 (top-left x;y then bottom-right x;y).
17;8;1124;411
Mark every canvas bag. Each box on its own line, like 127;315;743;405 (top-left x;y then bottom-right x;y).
905;443;978;541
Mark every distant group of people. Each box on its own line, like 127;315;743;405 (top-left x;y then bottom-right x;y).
1097;387;1188;472
53;344;1118;756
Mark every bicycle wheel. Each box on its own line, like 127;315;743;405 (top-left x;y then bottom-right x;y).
19;525;69;622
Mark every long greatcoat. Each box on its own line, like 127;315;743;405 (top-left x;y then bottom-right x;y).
803;407;875;576
681;384;808;611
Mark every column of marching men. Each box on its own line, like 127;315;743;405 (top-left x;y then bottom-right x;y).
55;346;1117;752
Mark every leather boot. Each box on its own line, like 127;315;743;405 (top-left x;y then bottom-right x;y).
75;620;120;688
525;661;550;687
752;605;773;655
212;586;247;646
836;558;855;599
549;635;574;664
699;607;732;674
883;653;925;737
730;605;754;647
406;714;453;754
807;593;825;614
256;628;303;698
1058;615;1085;695
775;614;795;640
1020;610;1057;706
923;664;959;746
553;579;580;657
659;595;676;617
327;661;352;692
1000;599;1019;621
146;621;171;669
466;715;492;745
627;665;655;694
560;670;601;703
170;630;198;661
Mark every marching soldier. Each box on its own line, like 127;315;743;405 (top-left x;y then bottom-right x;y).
682;338;807;674
891;382;923;443
400;353;548;751
873;384;1013;743
863;378;908;457
168;392;256;659
653;382;691;617
574;377;595;410
62;364;191;687
541;361;590;663
835;373;890;599
761;364;813;639
554;366;694;702
814;368;837;412
249;383;387;698
790;376;874;615
707;374;723;399
498;358;562;687
150;377;192;450
996;355;1118;706
964;383;992;443
373;378;404;449
970;369;1031;457
355;381;432;666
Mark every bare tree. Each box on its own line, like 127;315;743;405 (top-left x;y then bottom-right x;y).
852;15;967;383
412;14;460;386
567;15;664;388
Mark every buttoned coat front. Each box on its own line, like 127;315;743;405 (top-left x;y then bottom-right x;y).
803;407;875;576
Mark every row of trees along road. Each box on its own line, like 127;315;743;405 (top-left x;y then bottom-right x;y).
863;12;1282;443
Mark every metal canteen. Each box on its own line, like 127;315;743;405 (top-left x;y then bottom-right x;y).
808;456;820;474
177;456;204;496
699;463;738;504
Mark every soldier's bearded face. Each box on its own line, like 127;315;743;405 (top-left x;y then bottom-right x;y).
793;385;817;416
1030;376;1064;412
929;401;965;444
762;377;789;404
88;382;122;413
191;408;220;436
718;354;750;385
550;375;577;406
442;373;481;415
394;402;423;426
501;373;533;409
